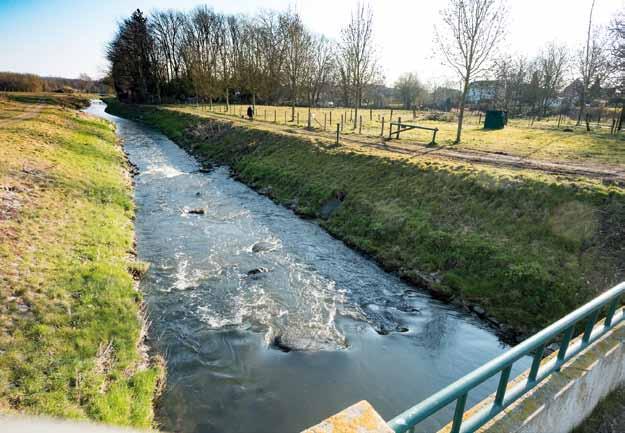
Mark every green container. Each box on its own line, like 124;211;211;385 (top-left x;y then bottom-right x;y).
484;110;506;130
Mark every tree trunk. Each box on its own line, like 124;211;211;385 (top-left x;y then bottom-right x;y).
456;78;470;144
252;92;256;110
618;103;625;132
353;87;360;129
577;89;586;126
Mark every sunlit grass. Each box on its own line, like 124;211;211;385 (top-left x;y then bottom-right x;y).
0;97;162;428
167;103;625;166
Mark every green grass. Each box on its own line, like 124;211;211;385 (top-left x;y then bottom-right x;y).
0;97;162;428
167;102;625;166
106;99;625;336
1;91;93;109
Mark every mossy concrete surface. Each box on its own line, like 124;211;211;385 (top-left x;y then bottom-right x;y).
301;401;393;433
436;319;625;433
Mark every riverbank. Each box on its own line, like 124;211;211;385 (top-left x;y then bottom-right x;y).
0;97;162;428
105;99;625;340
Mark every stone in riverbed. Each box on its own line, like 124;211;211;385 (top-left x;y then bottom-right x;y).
246;267;270;277
252;241;277;253
187;208;205;215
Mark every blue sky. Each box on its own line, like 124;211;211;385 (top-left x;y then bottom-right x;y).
1;0;624;85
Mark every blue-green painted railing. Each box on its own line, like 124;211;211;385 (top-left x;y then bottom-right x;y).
388;282;625;433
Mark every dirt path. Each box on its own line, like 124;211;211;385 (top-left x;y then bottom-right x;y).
187;108;625;183
0;103;43;128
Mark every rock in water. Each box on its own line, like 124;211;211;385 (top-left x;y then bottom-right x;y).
319;198;342;219
187;208;205;215
247;267;270;276
252;241;277;253
270;336;293;353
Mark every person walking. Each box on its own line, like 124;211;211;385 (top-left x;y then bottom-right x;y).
247;105;254;120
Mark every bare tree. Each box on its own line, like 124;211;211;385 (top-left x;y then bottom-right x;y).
435;0;507;143
151;10;187;82
610;9;625;130
395;72;425;109
536;43;569;117
307;35;335;106
576;1;610;125
339;3;379;129
282;10;311;121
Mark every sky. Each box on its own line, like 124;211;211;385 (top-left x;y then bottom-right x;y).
0;0;624;86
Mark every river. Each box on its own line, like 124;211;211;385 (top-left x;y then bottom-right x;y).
85;101;528;433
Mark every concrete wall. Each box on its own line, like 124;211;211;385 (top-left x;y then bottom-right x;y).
439;319;625;433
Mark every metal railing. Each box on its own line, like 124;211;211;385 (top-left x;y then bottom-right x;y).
388;282;625;433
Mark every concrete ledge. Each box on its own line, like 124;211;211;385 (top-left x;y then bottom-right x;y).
437;320;625;433
301;401;393;433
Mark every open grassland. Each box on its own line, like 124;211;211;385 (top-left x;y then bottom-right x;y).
168;103;625;167
0;96;162;428
0;92;94;110
106;99;625;338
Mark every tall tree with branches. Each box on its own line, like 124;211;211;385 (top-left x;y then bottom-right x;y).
282;10;311;121
435;0;507;143
339;3;379;129
576;1;610;125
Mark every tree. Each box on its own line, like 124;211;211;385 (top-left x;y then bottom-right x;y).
610;9;625;130
339;3;379;129
536;43;569;117
107;9;157;103
282;10;311;121
576;1;610;125
435;0;507;143
395;72;425;109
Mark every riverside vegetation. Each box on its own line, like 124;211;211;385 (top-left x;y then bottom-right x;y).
106;99;625;339
0;94;162;427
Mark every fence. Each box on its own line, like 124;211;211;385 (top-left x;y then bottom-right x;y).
387;281;625;433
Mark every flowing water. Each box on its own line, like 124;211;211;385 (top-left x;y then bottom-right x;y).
86;101;528;433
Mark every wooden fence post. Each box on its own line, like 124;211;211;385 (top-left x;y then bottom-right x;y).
285;111;287;124
297;112;300;126
336;123;340;146
359;116;363;134
397;117;402;139
341;114;344;131
308;110;312;129
330;111;332;125
381;116;385;137
274;110;277;123
324;113;327;131
370;108;373;121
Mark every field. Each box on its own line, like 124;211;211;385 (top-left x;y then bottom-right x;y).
0;95;162;427
106;99;625;337
167;103;625;168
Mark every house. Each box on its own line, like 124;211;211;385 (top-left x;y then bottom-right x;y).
466;80;498;104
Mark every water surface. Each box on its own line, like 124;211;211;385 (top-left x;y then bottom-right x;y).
86;101;528;433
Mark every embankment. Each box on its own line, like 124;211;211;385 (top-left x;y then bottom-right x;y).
105;99;625;340
0;97;162;428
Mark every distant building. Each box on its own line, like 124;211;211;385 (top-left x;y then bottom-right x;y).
466;81;498;104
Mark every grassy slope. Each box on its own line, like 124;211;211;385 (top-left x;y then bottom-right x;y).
106;100;625;337
169;103;625;166
0;97;161;428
